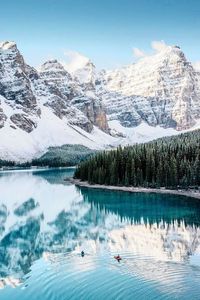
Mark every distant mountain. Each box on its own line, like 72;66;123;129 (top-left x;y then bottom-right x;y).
99;45;200;130
0;41;200;161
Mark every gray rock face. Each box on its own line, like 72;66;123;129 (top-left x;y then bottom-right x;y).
0;42;37;110
71;95;109;132
24;61;95;132
38;60;94;132
0;41;39;132
99;46;200;130
0;106;7;129
10;113;37;133
38;59;109;133
0;42;109;135
39;59;74;99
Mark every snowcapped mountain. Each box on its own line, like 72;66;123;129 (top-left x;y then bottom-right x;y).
0;41;113;161
98;45;200;131
0;41;200;161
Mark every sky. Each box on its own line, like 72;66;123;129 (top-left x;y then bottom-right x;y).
1;0;200;69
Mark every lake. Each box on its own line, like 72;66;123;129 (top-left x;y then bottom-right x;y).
0;167;200;300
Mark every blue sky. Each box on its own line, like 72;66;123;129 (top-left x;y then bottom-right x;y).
1;0;200;69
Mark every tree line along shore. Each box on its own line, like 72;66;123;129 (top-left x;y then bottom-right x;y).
74;129;200;190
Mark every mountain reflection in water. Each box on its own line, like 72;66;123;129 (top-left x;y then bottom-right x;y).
0;168;200;299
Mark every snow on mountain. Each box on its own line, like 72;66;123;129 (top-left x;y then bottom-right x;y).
99;45;200;130
0;41;200;161
0;102;116;162
64;51;90;72
73;60;96;88
0;41;40;133
0;42;112;161
64;51;95;86
193;61;200;72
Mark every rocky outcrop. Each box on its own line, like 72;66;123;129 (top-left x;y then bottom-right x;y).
10;113;37;133
71;95;109;132
0;107;6;129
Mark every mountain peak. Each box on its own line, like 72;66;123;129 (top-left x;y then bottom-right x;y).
156;44;185;58
64;51;93;74
0;41;17;51
39;59;66;73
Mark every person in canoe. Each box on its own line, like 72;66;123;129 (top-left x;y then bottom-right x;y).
114;255;122;262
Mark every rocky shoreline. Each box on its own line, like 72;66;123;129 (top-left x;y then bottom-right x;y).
71;179;200;200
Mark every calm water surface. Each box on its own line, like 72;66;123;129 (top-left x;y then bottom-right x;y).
0;168;200;300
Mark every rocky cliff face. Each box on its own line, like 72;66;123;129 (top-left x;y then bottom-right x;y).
98;45;200;130
0;41;40;132
0;41;109;136
38;59;109;133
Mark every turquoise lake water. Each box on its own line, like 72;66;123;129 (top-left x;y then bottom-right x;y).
0;167;200;299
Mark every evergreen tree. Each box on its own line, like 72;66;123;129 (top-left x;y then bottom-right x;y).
74;129;200;189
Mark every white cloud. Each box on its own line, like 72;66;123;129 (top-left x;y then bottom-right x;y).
63;50;90;73
151;40;168;52
132;40;169;60
193;61;200;71
133;47;146;58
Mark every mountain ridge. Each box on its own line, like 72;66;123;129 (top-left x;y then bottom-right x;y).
0;41;200;161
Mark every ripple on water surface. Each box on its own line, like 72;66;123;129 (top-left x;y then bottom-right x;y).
4;251;198;300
